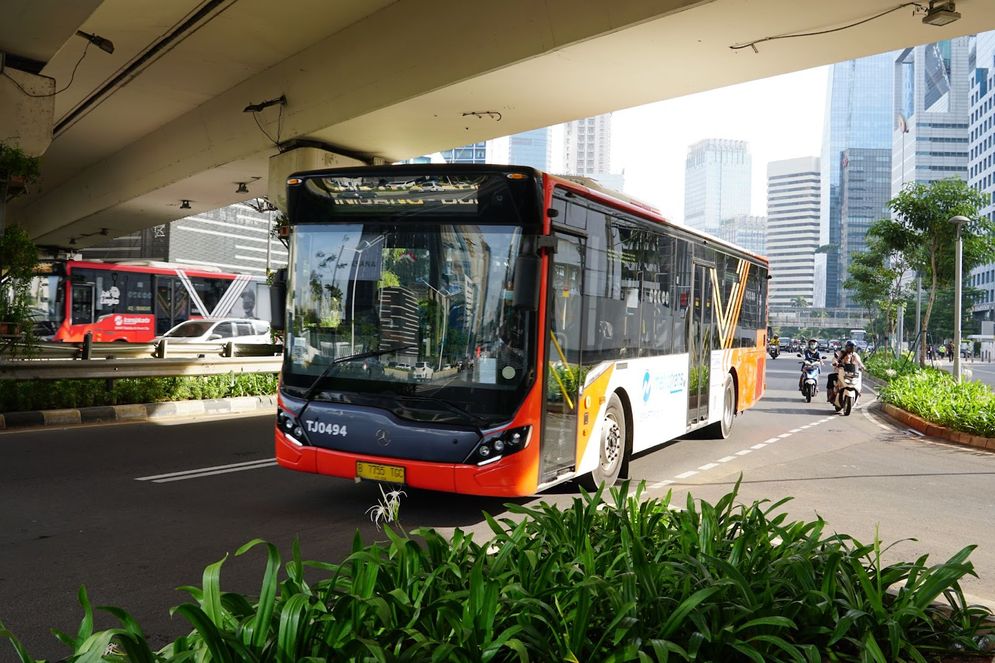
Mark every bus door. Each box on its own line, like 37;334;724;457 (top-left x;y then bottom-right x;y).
71;283;95;325
155;277;190;334
687;262;714;426
541;231;585;483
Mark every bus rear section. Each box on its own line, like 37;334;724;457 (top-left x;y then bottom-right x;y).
273;165;768;496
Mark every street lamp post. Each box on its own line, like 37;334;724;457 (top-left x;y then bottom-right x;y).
349;236;385;354
419;279;451;370
949;215;970;383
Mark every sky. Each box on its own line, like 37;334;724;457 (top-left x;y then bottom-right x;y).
603;65;830;224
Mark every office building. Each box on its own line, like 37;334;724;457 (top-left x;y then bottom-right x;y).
560;114;624;190
766;157;821;309
838;148;892;307
821;53;896;307
441;142;487;164
893;37;972;192
83;202;286;275
719;215;767;255
487;128;551;170
684;139;751;234
969;32;995;321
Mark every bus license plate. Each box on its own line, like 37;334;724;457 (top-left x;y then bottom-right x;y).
356;461;405;484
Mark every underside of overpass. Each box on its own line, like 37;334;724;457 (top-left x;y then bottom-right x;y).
2;0;994;249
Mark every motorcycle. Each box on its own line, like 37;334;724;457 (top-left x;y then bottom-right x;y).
797;356;821;402
832;363;862;416
768;344;780;359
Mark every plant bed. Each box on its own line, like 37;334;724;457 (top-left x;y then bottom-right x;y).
0;372;277;413
3;482;992;662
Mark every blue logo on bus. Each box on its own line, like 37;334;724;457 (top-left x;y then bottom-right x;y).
642;371;652;402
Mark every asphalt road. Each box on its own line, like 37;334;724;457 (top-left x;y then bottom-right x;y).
2;363;994;660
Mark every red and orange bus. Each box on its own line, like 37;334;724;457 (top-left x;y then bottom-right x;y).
29;260;268;342
272;165;768;496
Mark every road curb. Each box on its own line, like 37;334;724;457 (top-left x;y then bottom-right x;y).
0;395;277;431
875;401;995;453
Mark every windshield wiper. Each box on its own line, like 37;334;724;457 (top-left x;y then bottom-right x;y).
302;345;415;403
390;393;490;428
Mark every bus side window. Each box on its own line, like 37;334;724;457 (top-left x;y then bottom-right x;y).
672;238;691;354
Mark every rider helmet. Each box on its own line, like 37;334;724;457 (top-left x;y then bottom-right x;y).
807;338;818;349
844;340;855;352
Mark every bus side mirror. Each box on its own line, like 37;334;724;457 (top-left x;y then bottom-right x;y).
269;268;288;331
512;255;541;311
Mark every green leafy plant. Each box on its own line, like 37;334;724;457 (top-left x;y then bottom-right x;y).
0;226;40;359
0;372;278;413
880;369;995;438
5;481;991;662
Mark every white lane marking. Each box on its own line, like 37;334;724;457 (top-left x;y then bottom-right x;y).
763;437;780;444
861;405;892;431
906;428;925;437
789;428;802;433
735;449;753;456
751;443;767;450
651;480;674;489
717;455;737;463
777;433;792;439
698;462;719;471
136;458;276;482
674;470;698;479
799;424;812;429
148;461;279;483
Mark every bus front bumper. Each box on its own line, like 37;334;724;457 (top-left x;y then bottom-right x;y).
275;427;538;497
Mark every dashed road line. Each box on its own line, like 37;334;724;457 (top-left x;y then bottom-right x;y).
717;455;737;463
750;443;767;450
789;428;802;433
698;462;719;471
777;433;792;439
674;470;698;479
763;437;781;444
735;449;753;456
136;458;277;483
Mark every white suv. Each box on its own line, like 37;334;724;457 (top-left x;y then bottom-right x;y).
411;361;434;380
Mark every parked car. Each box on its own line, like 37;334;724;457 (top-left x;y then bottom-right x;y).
411;361;434;380
156;318;271;344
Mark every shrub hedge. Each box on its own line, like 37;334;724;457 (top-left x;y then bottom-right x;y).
0;372;278;413
3;482;991;662
879;370;995;439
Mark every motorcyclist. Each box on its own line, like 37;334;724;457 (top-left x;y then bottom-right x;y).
828;341;865;403
799;338;822;390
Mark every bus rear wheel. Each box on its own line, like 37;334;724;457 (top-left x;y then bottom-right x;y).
703;375;735;439
581;394;627;489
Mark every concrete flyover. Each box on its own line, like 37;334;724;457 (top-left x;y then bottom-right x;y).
770;308;871;330
2;1;994;248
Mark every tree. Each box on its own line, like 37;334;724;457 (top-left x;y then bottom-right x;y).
844;227;910;347
0;142;42;358
789;296;809;308
870;179;994;365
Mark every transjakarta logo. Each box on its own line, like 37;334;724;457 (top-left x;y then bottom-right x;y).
642;370;687;402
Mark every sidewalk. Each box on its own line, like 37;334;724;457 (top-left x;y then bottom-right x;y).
0;394;276;430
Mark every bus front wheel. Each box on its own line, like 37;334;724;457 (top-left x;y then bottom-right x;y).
581;393;627;489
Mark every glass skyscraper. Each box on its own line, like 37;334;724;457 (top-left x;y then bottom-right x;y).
968;32;995;321
683;139;751;234
487;128;550;170
821;52;896;308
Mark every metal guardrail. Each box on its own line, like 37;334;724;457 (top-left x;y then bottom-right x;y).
0;341;283;381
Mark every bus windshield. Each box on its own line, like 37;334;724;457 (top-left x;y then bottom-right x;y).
282;222;536;426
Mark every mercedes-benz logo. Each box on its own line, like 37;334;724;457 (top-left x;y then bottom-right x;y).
376;429;390;447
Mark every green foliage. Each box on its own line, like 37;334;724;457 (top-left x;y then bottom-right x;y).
867;179;994;363
0;226;40;358
6;482;992;662
0;373;277;413
0;142;41;188
880;369;995;439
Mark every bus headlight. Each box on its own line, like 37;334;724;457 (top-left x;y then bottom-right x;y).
277;409;307;446
467;426;531;464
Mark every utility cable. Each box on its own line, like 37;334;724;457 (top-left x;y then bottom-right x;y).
1;42;90;97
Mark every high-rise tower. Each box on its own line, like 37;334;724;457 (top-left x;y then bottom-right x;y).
563;114;612;176
683;139;751;234
893;37;972;192
821;53;896;308
767;157;821;309
968;32;995;321
487;128;551;171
